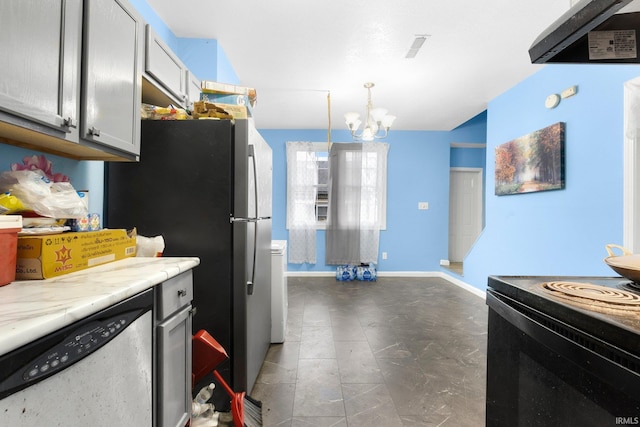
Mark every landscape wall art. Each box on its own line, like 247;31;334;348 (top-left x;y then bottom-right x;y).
495;122;565;196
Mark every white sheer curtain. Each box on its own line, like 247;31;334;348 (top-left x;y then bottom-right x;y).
325;142;389;265
286;141;317;264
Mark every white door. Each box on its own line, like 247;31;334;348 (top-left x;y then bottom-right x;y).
449;168;483;262
624;77;640;251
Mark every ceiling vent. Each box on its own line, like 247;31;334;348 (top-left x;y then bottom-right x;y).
405;35;430;59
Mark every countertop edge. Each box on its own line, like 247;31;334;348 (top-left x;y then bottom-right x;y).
0;257;200;356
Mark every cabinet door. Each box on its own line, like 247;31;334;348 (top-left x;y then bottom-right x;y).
0;0;81;138
186;71;201;110
145;25;188;105
157;305;192;427
82;0;142;156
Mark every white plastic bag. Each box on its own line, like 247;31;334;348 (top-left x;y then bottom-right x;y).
136;235;165;257
0;170;88;218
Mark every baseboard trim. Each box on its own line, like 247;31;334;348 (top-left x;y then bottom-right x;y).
438;271;486;299
286;270;486;299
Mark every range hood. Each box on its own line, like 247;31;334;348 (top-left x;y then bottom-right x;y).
530;0;640;64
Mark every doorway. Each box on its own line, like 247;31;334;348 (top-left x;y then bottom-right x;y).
624;77;640;252
448;168;484;274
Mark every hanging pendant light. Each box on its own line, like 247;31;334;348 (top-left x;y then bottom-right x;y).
344;82;396;141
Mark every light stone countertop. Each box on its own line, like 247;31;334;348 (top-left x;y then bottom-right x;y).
0;256;200;356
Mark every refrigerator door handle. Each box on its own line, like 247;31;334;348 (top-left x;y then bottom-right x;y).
230;216;258;223
231;217;270;222
246;144;260;296
248;144;259;218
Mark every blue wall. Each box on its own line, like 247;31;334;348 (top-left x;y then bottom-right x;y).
464;64;640;291
0;146;103;215
261;112;487;273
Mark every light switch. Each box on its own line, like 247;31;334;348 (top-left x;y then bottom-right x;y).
561;85;578;99
418;202;429;210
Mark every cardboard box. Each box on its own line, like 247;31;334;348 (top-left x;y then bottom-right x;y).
201;81;257;106
201;80;255;96
16;229;136;279
212;103;250;119
201;92;249;106
193;101;250;120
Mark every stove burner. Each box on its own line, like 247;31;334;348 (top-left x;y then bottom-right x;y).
541;281;640;312
624;281;640;292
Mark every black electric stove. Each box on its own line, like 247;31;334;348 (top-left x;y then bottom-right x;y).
486;275;640;426
488;276;640;355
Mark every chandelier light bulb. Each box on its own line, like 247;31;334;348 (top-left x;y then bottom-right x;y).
344;112;360;126
370;108;388;123
362;126;374;141
381;114;396;129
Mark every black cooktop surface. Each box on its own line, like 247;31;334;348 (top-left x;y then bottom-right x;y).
488;275;640;355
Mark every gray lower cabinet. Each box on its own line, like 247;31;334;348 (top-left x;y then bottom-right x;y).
0;0;142;161
156;270;194;427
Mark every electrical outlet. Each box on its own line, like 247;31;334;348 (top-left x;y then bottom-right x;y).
382;252;388;260
418;202;429;210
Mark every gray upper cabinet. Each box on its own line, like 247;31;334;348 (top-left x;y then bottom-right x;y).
145;25;188;105
0;0;82;142
186;71;202;110
143;25;204;111
0;0;142;161
82;0;143;157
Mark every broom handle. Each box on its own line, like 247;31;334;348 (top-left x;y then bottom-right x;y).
212;369;236;399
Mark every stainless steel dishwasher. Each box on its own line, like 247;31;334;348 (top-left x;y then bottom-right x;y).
0;288;154;426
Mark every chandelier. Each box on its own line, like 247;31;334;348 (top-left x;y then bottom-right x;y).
344;82;396;141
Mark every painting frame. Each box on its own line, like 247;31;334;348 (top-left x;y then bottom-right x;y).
494;122;565;196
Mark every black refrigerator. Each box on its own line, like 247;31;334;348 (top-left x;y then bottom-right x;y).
105;118;272;406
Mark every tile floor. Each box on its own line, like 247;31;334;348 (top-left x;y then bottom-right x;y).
249;275;488;426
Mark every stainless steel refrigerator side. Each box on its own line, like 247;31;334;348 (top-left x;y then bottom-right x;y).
246;120;273;392
232;119;273;394
249;119;273;218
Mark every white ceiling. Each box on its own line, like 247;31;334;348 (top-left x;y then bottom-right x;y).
145;0;570;131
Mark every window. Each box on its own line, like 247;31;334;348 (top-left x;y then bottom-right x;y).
287;142;331;229
337;150;387;229
325;142;389;265
287;142;387;229
286;141;388;265
315;151;329;224
286;142;329;264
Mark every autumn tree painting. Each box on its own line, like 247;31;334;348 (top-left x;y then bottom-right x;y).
495;122;565;195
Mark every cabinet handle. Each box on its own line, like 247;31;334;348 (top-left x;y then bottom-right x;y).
178;289;187;297
63;117;77;129
88;127;101;137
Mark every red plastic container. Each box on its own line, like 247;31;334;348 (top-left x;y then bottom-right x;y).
0;215;22;287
